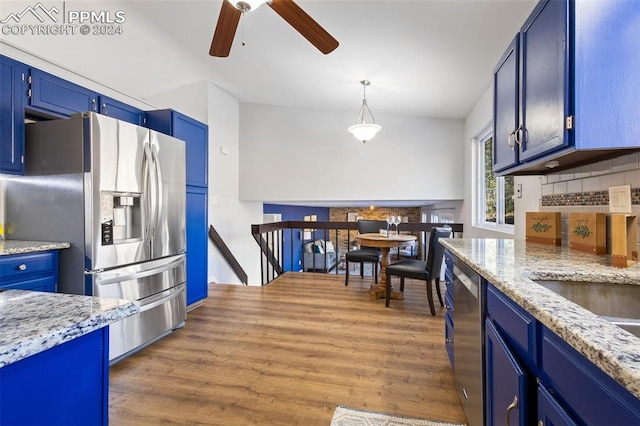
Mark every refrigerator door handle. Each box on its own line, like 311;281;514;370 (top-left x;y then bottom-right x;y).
138;284;185;313
151;144;163;239
92;255;185;285
142;143;153;249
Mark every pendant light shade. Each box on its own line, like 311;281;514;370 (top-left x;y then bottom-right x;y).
348;80;382;143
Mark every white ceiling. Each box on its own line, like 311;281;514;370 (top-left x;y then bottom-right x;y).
131;0;536;119
3;0;537;208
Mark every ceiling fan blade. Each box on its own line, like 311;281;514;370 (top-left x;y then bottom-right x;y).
268;0;339;54
210;1;242;57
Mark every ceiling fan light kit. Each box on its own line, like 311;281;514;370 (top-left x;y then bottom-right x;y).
210;0;339;57
231;0;268;13
348;80;382;144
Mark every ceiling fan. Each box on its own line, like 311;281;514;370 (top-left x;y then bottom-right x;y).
209;0;339;57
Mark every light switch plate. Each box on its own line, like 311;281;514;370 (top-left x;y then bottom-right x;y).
609;184;632;213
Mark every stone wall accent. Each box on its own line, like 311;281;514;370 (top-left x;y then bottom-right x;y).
329;207;422;256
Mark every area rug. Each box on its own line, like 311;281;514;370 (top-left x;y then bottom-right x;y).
330;406;466;426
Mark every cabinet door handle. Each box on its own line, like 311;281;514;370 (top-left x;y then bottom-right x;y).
91;99;97;111
514;125;523;148
505;395;518;426
102;104;108;115
17;264;27;271
507;132;515;151
445;338;452;343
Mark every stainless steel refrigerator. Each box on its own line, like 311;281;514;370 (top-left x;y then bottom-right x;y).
6;112;187;362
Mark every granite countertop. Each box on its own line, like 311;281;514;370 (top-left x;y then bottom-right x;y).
0;240;71;255
440;238;640;399
0;290;138;368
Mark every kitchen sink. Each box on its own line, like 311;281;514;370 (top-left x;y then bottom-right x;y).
533;280;640;338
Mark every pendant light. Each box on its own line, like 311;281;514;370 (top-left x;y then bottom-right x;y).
348;80;382;143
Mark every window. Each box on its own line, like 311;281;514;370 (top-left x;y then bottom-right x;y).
475;128;514;231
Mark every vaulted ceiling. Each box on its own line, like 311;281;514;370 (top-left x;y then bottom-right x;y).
130;0;537;119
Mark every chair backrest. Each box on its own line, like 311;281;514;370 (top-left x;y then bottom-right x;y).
357;219;388;234
425;226;452;279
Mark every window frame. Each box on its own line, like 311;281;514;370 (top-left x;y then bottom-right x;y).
473;126;515;234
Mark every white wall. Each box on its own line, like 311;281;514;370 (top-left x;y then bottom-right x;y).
145;82;263;286
239;103;465;204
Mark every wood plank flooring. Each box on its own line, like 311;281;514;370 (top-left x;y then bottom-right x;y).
109;272;466;425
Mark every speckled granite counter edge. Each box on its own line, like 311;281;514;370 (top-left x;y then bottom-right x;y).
0;240;71;255
0;291;139;368
440;238;640;400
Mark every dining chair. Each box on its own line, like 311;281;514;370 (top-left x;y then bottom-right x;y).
345;219;387;286
384;226;452;314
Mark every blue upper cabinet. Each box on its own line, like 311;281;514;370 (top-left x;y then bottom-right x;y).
98;95;145;126
0;56;27;174
146;109;208;187
494;0;640;175
493;0;570;174
573;0;640;151
518;0;570;163
30;68;99;117
493;35;520;172
30;69;144;124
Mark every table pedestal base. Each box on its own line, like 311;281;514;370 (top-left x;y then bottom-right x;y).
369;285;403;301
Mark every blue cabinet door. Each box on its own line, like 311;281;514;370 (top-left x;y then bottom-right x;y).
541;328;640;425
186;186;208;306
146;109;209;187
485;319;529;426
519;0;570;162
0;56;27;174
99;95;145;125
444;303;454;368
0;328;109;426
493;35;520;172
1;276;56;292
574;0;640;150
537;384;577;426
174;113;208;187
30;69;98;117
0;251;59;293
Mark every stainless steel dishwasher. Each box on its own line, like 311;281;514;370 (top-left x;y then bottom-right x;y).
452;257;483;426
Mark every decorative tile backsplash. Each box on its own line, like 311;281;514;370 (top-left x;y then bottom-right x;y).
537;152;640;253
542;188;640;207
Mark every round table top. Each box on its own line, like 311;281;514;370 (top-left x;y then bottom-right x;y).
357;233;417;248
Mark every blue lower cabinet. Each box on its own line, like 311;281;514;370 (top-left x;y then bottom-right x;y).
485;281;640;425
0;328;109;426
537;384;577;426
0;251;59;293
485;319;529;426
186;186;208;306
540;329;640;425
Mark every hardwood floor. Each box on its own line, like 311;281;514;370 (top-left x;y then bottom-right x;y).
109;272;466;425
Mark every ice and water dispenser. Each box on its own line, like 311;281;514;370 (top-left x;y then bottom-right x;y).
101;191;142;245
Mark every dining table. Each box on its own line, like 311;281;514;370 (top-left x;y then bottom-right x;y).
356;232;418;301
